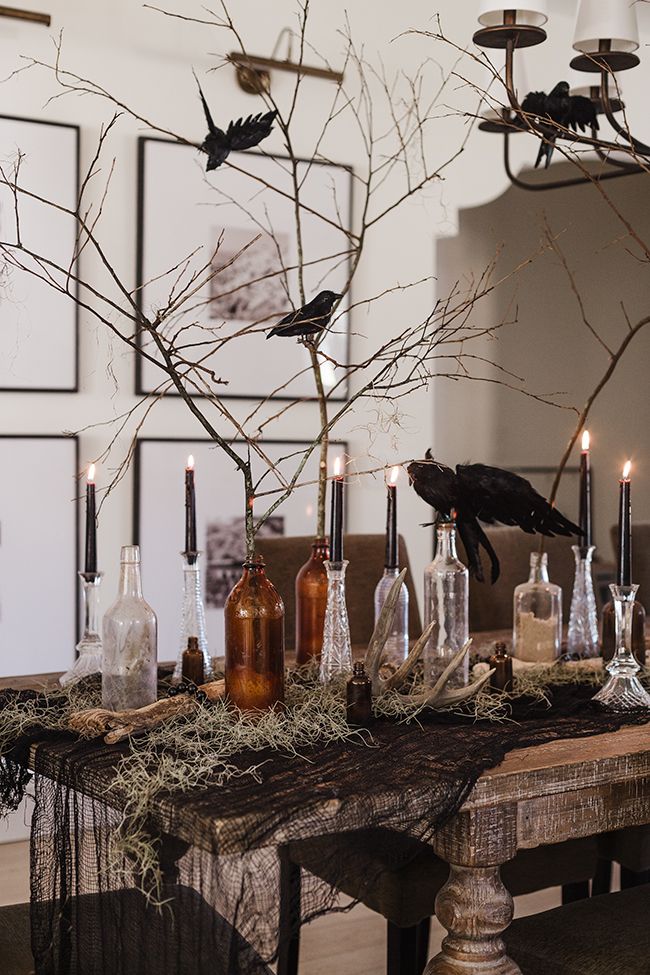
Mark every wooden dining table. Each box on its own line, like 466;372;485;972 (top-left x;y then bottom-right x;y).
3;661;650;975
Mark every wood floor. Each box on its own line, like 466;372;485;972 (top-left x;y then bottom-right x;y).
0;840;613;974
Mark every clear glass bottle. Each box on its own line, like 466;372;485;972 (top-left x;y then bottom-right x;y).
102;545;158;711
424;523;469;688
567;545;599;659
224;557;285;711
320;559;353;683
593;584;650;711
513;552;562;663
60;572;103;687
295;537;329;666
374;567;409;666
174;553;213;682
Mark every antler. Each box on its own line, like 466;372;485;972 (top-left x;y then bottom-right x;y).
364;573;494;707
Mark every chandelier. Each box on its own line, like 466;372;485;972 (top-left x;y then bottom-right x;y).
474;1;648;191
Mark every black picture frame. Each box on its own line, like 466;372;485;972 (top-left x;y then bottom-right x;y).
135;137;353;403
133;435;348;660
0;434;79;676
0;115;80;393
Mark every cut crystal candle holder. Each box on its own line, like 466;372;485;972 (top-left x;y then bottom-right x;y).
593;584;650;711
60;572;103;687
320;559;352;683
567;545;599;659
175;552;213;682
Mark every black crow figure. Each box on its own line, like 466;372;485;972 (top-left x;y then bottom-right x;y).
407;452;581;584
521;81;599;169
267;290;342;340
196;78;277;171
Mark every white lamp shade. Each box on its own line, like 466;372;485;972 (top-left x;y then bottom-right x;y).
573;0;639;53
478;2;548;28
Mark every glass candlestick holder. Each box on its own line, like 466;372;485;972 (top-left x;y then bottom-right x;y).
374;567;409;666
175;552;213;682
593;584;650;712
60;572;103;687
567;545;599;659
320;560;352;683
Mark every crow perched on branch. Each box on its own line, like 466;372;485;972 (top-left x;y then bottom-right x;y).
521;81;599;169
407;452;581;584
266;290;342;340
195;76;277;171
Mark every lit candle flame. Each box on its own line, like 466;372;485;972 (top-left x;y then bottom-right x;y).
187;454;194;471
623;460;632;480
87;463;96;484
333;456;342;477
389;466;399;485
581;430;590;451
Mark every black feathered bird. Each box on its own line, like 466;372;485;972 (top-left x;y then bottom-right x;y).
407;452;581;584
521;81;599;169
196;77;277;171
267;290;342;340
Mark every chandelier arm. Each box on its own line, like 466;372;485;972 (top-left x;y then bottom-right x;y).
503;131;639;192
503;40;642;159
592;139;646;172
600;71;650;157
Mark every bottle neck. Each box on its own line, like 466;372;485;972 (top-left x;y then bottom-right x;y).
312;538;330;559
528;555;549;584
119;561;143;598
436;524;457;560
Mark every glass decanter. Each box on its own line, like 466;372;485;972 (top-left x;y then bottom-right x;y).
102;545;158;711
424;523;469;688
60;572;103;687
374;567;409;666
320;559;353;682
567;545;599;659
513;552;562;663
593;585;650;711
295;537;329;666
224;557;285;711
174;552;213;682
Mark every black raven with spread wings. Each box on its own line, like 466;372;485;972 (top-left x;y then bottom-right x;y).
196;79;277;171
407;453;581;584
521;81;599;169
267;290;342;340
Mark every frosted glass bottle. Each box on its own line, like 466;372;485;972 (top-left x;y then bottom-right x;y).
374;567;409;666
102;545;158;711
424;523;469;688
513;552;562;662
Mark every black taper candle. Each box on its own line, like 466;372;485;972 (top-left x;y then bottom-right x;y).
578;432;592;549
185;457;197;562
330;460;344;563
84;465;97;574
618;462;632;586
385;478;398;569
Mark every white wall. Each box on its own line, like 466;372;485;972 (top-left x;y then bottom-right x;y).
0;1;647;633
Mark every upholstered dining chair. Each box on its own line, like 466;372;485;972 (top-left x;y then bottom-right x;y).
467;525;576;631
256;533;422;649
504;882;650;975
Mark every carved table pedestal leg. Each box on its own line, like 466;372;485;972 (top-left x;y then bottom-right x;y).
425;863;521;975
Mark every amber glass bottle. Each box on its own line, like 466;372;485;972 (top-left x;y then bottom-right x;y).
601;600;646;665
295;537;329;665
225;557;285;711
182;635;205;686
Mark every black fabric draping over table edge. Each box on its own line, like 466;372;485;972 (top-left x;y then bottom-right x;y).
1;680;648;975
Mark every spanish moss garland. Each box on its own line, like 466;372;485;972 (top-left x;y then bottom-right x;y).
0;659;637;899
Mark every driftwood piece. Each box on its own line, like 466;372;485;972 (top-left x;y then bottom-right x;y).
68;679;226;743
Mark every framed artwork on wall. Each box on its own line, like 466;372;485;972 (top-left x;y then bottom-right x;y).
136;138;352;401
0;435;79;676
0;116;79;391
133;437;347;660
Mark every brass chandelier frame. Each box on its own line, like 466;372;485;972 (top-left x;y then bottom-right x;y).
474;12;649;192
